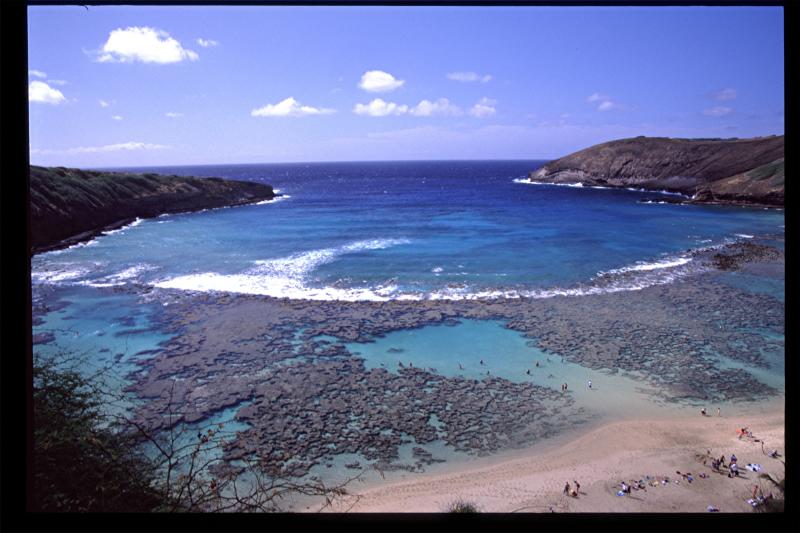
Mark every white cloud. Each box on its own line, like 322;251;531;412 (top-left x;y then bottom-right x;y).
165;112;184;118
96;27;199;64
28;69;47;78
446;71;492;83
703;106;733;117
112;115;124;121
31;142;169;155
358;70;404;92
251;97;335;117
587;93;622;111
586;93;607;102
711;88;737;101
597;100;620;111
469;97;496;118
409;98;463;117
99;100;110;107
29;81;66;105
196;38;218;48
353;98;409;117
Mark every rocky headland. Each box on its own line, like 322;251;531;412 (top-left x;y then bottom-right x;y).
529;135;784;207
30;165;278;254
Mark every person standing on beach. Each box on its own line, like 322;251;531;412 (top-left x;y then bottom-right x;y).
717;407;721;416
587;380;592;389
564;482;571;495
574;480;581;495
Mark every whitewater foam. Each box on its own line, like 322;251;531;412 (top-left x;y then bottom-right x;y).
254;195;291;205
81;263;158;287
514;178;690;197
102;217;144;236
601;256;692;276
154;238;412;301
153;246;709;303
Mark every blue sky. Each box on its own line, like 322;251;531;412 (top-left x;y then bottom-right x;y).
28;5;784;167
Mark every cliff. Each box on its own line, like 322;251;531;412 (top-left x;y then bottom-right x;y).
529;136;784;206
30;165;277;254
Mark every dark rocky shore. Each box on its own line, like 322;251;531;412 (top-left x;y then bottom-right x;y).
30;165;278;254
529;136;784;207
31;238;781;480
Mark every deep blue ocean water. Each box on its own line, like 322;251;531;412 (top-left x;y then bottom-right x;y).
31;161;785;301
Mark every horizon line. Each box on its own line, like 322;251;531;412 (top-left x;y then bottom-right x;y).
33;158;554;171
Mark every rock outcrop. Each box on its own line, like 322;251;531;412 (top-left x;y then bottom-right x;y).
30;165;278;254
529;136;784;207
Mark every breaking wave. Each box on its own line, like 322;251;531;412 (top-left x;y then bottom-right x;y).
152;243;713;302
514;178;690;197
154;238;411;301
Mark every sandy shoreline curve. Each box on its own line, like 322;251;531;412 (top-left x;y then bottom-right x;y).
326;409;784;513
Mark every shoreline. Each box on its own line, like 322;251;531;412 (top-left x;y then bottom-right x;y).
520;179;783;210
328;406;785;513
30;194;282;256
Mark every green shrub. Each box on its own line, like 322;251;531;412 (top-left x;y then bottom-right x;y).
445;498;479;513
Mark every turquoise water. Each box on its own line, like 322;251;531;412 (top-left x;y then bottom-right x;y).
347;319;687;419
33;286;172;389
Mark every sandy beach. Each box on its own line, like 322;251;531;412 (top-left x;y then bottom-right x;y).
329;409;785;513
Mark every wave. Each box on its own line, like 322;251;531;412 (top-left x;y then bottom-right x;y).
40;219;145;257
153;238;411;301
254;195;291;205
79;263;158;288
102;217;144;236
152;244;711;302
600;256;693;275
514;178;690;197
41;238;99;255
32;265;95;283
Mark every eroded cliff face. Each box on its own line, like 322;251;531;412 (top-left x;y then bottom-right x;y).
529;136;784;206
30;166;277;253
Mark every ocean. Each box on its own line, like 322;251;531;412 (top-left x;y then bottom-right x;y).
32;160;784;300
31;161;785;508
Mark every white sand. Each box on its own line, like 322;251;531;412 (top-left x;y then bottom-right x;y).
327;410;784;513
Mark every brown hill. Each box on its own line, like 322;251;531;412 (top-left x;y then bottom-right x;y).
30;166;277;254
529;136;784;206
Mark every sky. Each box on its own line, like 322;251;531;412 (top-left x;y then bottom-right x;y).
28;5;784;167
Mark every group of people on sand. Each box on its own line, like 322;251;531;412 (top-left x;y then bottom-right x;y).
707;451;740;477
699;407;722;417
563;480;581;498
